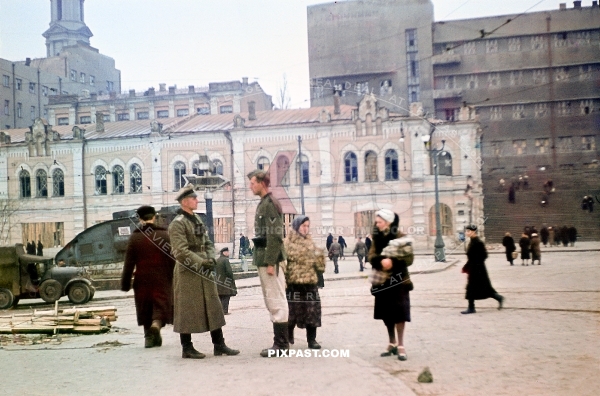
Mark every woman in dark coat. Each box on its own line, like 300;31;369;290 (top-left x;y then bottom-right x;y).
121;206;176;348
560;226;569;247
461;225;504;314
530;233;541;265
519;233;531;265
567;226;577;247
368;209;413;361
502;232;516;265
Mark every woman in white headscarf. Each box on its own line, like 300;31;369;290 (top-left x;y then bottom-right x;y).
368;209;414;361
284;215;326;349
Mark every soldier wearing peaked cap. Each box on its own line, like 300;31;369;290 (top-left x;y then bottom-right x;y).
169;183;239;359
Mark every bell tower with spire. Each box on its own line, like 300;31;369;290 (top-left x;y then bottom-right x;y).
42;0;93;57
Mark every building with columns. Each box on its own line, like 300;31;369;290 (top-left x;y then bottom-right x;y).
0;96;482;254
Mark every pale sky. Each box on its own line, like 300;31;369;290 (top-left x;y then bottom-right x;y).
0;0;560;108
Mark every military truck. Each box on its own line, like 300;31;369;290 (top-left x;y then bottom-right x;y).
0;244;94;309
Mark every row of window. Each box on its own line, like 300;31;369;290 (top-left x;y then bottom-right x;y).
19;169;64;198
94;164;142;195
54;105;228;126
3;75;53;97
485;100;596;121
69;69;97;87
438;30;596;56
489;136;596;156
438;65;595;91
3;101;37;119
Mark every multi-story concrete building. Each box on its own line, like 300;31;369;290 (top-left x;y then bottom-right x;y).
45;78;273;127
308;0;600;240
308;0;435;115
0;97;482;254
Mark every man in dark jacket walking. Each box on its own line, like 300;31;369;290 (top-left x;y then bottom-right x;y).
461;225;504;314
326;233;333;252
338;235;347;260
169;184;239;359
121;206;175;348
215;247;237;315
352;237;367;271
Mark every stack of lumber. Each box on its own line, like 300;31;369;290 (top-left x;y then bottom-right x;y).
0;305;117;334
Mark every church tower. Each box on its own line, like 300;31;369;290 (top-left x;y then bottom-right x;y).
42;0;93;57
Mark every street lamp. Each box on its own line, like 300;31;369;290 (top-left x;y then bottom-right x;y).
422;124;446;262
184;154;229;243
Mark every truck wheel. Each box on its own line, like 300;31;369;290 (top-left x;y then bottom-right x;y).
39;280;63;303
0;288;14;310
68;282;91;304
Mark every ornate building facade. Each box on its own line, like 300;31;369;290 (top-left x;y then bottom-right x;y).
0;96;482;253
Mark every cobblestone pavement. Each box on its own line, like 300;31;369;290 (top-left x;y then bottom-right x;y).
1;248;598;396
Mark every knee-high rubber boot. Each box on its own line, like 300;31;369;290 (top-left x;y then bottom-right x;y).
306;326;321;349
260;322;290;357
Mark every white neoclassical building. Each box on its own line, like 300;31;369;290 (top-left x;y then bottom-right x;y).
0;95;483;252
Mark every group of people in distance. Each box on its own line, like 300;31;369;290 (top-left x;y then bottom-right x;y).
502;225;578;266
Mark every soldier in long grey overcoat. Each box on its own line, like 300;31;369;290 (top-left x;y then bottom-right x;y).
169;183;239;359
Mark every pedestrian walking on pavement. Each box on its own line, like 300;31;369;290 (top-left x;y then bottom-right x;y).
561;226;569;247
338;235;347;260
368;209;413;361
169;183;239;359
284;215;326;350
328;239;342;273
519;233;531;265
326;233;333;252
502;232;516;265
215;247;237;315
365;235;372;263
461;225;504;314
530;233;542;265
548;226;555;247
239;233;249;258
540;225;549;246
568;226;578;247
247;170;290;358
121;205;175;348
353;237;367;271
36;240;44;256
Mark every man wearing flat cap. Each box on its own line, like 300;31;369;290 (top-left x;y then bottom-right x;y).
247;169;289;357
121;205;175;348
169;183;239;359
461;225;504;314
215;247;237;315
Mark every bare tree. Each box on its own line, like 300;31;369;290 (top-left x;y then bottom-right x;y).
0;199;21;246
276;73;291;110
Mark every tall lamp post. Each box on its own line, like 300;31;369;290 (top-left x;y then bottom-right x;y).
184;154;229;243
422;124;446;262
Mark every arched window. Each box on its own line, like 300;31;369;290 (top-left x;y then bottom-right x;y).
257;156;270;172
344;152;358;182
174;161;186;190
36;169;48;197
95;166;107;195
212;159;224;176
296;154;309;185
52;169;64;197
130;164;142;193
385;149;399;181
365;151;378;182
192;160;205;176
20;170;31;198
429;203;453;237
276;155;290;186
432;151;453;176
438;151;453;176
112;165;124;194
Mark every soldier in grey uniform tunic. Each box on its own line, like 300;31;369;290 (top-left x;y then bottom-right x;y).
247;170;290;357
169;183;239;359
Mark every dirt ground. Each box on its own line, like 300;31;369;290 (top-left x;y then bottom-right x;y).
1;250;598;396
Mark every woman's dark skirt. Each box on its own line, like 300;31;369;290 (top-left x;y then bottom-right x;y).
287;283;321;328
374;287;411;325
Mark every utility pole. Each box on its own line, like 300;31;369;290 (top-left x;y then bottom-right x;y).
298;135;305;215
